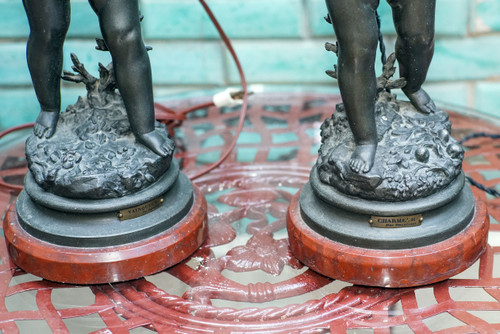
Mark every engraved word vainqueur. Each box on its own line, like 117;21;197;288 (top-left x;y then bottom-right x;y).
118;197;164;221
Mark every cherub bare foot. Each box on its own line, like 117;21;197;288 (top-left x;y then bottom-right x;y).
33;111;59;138
404;88;437;114
349;143;377;173
137;130;174;157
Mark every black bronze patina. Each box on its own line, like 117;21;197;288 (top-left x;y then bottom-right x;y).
295;0;473;250
317;56;463;202
325;0;437;174
17;1;195;248
23;0;173;157
25;53;172;199
317;0;465;202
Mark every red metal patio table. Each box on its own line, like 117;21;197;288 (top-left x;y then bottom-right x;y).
0;92;499;333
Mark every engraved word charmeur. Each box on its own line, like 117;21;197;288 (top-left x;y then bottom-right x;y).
118;197;164;221
369;214;423;228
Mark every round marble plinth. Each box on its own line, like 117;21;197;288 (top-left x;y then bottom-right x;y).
287;189;489;288
300;181;475;249
3;185;207;284
16;171;193;247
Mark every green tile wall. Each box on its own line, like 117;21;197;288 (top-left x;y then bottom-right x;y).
141;0;304;39
471;0;500;33
0;0;499;130
308;0;469;37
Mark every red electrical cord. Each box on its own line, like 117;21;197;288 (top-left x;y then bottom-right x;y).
153;0;248;180
0;123;33;192
0;122;34;140
185;0;248;180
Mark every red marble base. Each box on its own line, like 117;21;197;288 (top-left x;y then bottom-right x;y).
287;190;489;288
3;186;207;284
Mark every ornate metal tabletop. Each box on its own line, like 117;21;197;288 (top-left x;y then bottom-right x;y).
0;93;499;333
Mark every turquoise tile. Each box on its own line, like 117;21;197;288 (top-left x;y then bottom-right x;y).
246;84;340;95
272;132;299;144
226;40;386;84
60;87;89;110
0;1;100;39
0;43;31;85
226;36;499;86
201;135;224;148
474;82;500;119
62;40;113;76
393;82;470;110
429;36;500;81
141;0;304;39
307;0;346;37
196;151;221;164
424;83;470;109
268;147;297;161
435;0;468;36
306;0;328;37
305;128;320;139
205;188;234;213
0;2;29;38
237;147;258;162
308;0;391;36
148;42;225;85
308;0;467;37
471;0;500;33
227;40;333;84
63;41;225;86
237;132;262;144
66;1;101;38
0;89;38;129
0;87;93;131
481;170;500;181
153;87;222;101
141;1;213;39
310;143;320;155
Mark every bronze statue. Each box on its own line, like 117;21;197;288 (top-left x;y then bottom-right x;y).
23;0;173;157
6;0;207;285
325;0;436;173
286;0;486;289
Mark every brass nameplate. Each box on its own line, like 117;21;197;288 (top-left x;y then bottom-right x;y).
369;214;423;228
118;197;163;221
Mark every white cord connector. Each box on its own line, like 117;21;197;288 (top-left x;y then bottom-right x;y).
212;88;245;108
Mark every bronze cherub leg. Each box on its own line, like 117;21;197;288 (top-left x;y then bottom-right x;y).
23;0;70;139
325;0;380;173
23;0;173;157
388;0;437;114
89;0;173;157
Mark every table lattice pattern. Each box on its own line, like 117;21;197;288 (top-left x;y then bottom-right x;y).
0;93;499;333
